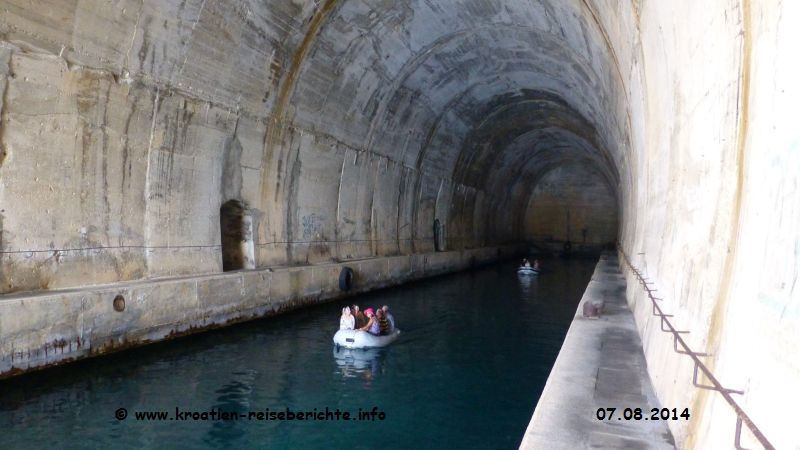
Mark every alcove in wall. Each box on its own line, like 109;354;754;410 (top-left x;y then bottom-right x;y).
220;200;256;271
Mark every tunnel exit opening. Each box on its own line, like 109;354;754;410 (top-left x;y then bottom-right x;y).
220;200;255;271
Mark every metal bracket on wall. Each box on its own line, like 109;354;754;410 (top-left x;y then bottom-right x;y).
673;334;711;357
618;244;775;450
692;362;744;395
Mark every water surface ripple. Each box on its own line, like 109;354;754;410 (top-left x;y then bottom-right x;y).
0;258;596;449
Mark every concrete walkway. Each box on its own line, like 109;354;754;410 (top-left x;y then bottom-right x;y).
519;253;675;449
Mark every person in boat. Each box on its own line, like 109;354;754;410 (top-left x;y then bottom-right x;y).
352;304;367;328
376;308;391;335
381;305;395;331
522;258;531;268
359;308;381;335
340;306;355;330
533;259;541;271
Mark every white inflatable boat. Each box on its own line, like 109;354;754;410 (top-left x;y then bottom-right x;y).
517;266;540;276
333;329;400;349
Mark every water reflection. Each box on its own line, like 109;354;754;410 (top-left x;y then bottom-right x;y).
0;259;597;450
204;370;256;448
517;272;539;299
332;347;385;382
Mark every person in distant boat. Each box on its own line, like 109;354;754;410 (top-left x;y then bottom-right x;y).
533;259;541;271
359;308;380;335
381;305;395;331
352;304;367;328
376;308;390;335
340;306;355;330
522;258;531;268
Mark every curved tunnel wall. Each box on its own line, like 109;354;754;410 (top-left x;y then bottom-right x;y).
0;1;798;448
0;0;625;288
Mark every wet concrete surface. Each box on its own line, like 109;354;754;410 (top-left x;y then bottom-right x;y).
519;252;675;449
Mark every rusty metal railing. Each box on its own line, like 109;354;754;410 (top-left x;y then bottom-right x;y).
617;245;774;450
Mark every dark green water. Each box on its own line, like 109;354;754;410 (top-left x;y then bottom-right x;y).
0;258;596;450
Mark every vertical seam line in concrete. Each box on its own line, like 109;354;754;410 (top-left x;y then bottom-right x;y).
688;0;751;447
334;148;347;257
579;0;639;241
176;0;209;78
578;0;630;110
142;88;161;274
269;0;341;126
709;0;752;376
123;2;144;70
257;0;341;253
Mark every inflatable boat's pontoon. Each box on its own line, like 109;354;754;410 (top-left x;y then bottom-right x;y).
333;329;400;349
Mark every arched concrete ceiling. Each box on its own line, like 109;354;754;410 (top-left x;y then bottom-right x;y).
278;0;629;242
0;0;634;281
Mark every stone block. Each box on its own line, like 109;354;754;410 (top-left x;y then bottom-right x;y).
583;300;604;318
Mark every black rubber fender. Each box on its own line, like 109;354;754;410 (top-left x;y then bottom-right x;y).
339;266;355;291
563;241;573;252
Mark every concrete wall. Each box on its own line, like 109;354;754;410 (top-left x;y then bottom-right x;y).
0;0;623;295
605;2;799;449
0;1;798;448
525;163;618;250
0;244;521;379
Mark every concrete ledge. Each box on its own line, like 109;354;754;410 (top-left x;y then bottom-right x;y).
0;244;524;379
519;252;675;449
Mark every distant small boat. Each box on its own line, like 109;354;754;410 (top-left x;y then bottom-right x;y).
333;329;401;349
517;266;540;276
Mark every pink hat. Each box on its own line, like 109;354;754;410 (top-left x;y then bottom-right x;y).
364;308;375;317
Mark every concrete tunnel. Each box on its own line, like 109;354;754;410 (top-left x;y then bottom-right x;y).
0;1;797;448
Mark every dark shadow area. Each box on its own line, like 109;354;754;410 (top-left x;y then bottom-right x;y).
220;200;254;271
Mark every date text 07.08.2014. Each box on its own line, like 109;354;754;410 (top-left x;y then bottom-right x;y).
595;407;690;421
